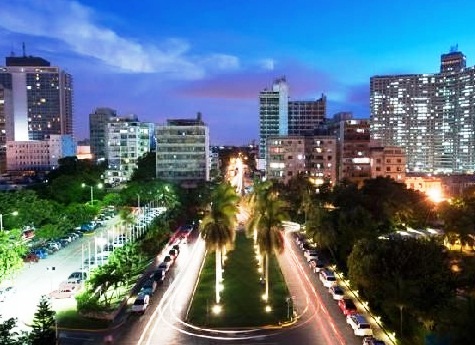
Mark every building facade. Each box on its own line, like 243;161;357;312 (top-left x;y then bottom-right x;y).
155;113;209;187
369;145;406;182
89;107;117;163
259;77;289;160
288;95;326;136
104;119;154;184
6;134;76;172
266;135;337;186
0;54;74;173
370;50;475;174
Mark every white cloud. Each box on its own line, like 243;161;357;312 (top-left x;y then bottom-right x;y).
0;0;239;79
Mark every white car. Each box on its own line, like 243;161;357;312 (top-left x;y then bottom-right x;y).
346;314;373;336
329;285;345;300
131;294;150;314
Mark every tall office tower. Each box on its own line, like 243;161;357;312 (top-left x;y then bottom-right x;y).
259;77;289;160
288;94;326;135
104;116;154;184
156;112;210;187
89;107;118;162
0;55;73;141
370;50;475;174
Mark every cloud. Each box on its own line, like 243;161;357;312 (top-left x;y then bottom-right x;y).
0;0;238;78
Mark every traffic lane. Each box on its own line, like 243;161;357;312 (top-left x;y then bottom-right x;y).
286;235;364;345
113;236;200;345
279;235;352;345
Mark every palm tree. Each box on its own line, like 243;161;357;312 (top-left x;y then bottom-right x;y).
199;183;239;304
248;181;288;301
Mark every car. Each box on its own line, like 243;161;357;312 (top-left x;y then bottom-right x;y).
338;298;358;315
46;241;61;251
152;268;166;284
68;271;88;283
168;249;178;259
140;279;157;296
23;253;39;263
172;244;180;253
158;261;171;272
0;286;16;302
363;336;386;345
319;268;337;287
308;258;325;273
131;294;150;314
49;283;80;299
304;249;319;261
32;248;48;259
329;285;346;300
347;314;373;336
163;255;174;264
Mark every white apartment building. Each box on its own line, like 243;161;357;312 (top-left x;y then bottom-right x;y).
6;134;76;172
104;120;154;184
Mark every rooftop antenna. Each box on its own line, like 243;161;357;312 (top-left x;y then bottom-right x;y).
22;42;26;57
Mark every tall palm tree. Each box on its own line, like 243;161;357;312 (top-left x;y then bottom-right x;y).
248;181;288;301
199;183;239;304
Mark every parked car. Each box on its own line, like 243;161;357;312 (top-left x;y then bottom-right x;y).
363;336;386;345
23;253;39;263
131;294;150;314
152;268;166;284
49;283;81;299
0;286;16;302
308;258;325;273
158;261;171;272
140;279;157;296
32;248;48;259
168;249;178;259
347;314;373;336
329;285;345;300
338;298;358;315
68;271;88;283
304;249;319;261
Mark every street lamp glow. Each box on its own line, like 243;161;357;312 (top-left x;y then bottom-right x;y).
265;305;272;312
82;183;103;205
212;304;222;315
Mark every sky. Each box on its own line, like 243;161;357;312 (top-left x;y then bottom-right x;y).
1;1;475;146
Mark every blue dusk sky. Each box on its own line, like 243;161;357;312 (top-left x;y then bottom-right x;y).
1;1;475;145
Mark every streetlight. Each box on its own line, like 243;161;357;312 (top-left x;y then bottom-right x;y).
0;211;18;232
82;183;103;205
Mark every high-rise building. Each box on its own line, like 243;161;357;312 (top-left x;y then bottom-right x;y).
259;77;289;160
156;112;210;187
104;116;154;184
0;53;73;173
0;55;73;141
370;50;475;174
89;107;118;163
259;78;327;168
288;95;326;136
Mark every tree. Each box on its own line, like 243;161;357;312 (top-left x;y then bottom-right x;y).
247;181;288;301
30;296;56;345
199;183;239;304
347;237;453;340
0;316;30;345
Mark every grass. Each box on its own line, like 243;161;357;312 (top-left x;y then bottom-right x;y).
186;230;289;327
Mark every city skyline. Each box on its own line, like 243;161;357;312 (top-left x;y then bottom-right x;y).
1;1;475;145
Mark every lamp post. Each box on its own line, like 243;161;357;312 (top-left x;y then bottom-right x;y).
82;183;103;205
